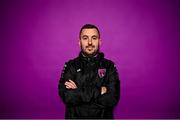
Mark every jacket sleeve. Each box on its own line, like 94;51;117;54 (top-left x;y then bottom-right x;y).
94;62;120;108
58;61;101;106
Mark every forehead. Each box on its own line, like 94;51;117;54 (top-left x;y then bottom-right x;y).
81;28;99;36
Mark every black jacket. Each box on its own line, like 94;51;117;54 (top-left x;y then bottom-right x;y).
58;52;120;119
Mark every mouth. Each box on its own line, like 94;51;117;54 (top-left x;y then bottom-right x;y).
85;45;95;52
87;47;93;51
86;45;94;48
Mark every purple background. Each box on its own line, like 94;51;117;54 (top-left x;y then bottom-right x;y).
0;0;180;119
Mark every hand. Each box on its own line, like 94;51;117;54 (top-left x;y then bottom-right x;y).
101;86;107;95
65;80;77;89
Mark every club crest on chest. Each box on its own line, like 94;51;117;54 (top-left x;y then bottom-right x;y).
98;68;106;78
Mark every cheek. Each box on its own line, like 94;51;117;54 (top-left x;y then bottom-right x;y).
81;43;87;48
94;41;99;47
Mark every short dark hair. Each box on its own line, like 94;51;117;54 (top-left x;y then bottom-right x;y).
79;24;100;39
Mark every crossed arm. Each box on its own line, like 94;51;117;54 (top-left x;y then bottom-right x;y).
58;62;120;108
65;79;107;95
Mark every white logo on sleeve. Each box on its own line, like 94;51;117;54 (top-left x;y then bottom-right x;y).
77;69;81;72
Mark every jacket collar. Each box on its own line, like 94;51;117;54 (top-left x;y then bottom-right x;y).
78;51;104;62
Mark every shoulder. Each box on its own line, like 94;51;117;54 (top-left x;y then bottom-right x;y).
102;58;116;68
102;58;118;76
64;57;80;68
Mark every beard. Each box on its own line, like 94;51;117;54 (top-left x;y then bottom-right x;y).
80;44;100;57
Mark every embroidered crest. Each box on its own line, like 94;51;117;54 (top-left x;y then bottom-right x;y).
98;68;106;78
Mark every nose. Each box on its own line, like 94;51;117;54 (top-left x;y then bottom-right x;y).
88;39;92;45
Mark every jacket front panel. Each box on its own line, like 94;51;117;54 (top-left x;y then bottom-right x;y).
58;52;120;119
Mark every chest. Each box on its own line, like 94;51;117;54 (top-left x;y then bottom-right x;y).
73;61;108;88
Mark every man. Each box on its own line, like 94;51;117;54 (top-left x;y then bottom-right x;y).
58;24;120;119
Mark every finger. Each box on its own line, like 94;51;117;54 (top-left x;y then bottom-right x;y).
65;82;73;88
65;81;70;86
65;85;69;89
101;86;107;94
68;80;76;88
69;80;77;88
66;82;75;89
69;82;76;89
66;85;71;89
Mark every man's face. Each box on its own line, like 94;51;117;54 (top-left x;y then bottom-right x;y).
79;28;101;55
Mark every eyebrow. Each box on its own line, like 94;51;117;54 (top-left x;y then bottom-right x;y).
81;35;99;38
92;35;98;38
82;35;88;38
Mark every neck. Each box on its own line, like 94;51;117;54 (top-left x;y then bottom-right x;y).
81;51;99;58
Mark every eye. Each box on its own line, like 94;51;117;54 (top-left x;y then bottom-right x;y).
82;36;88;40
92;37;97;40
